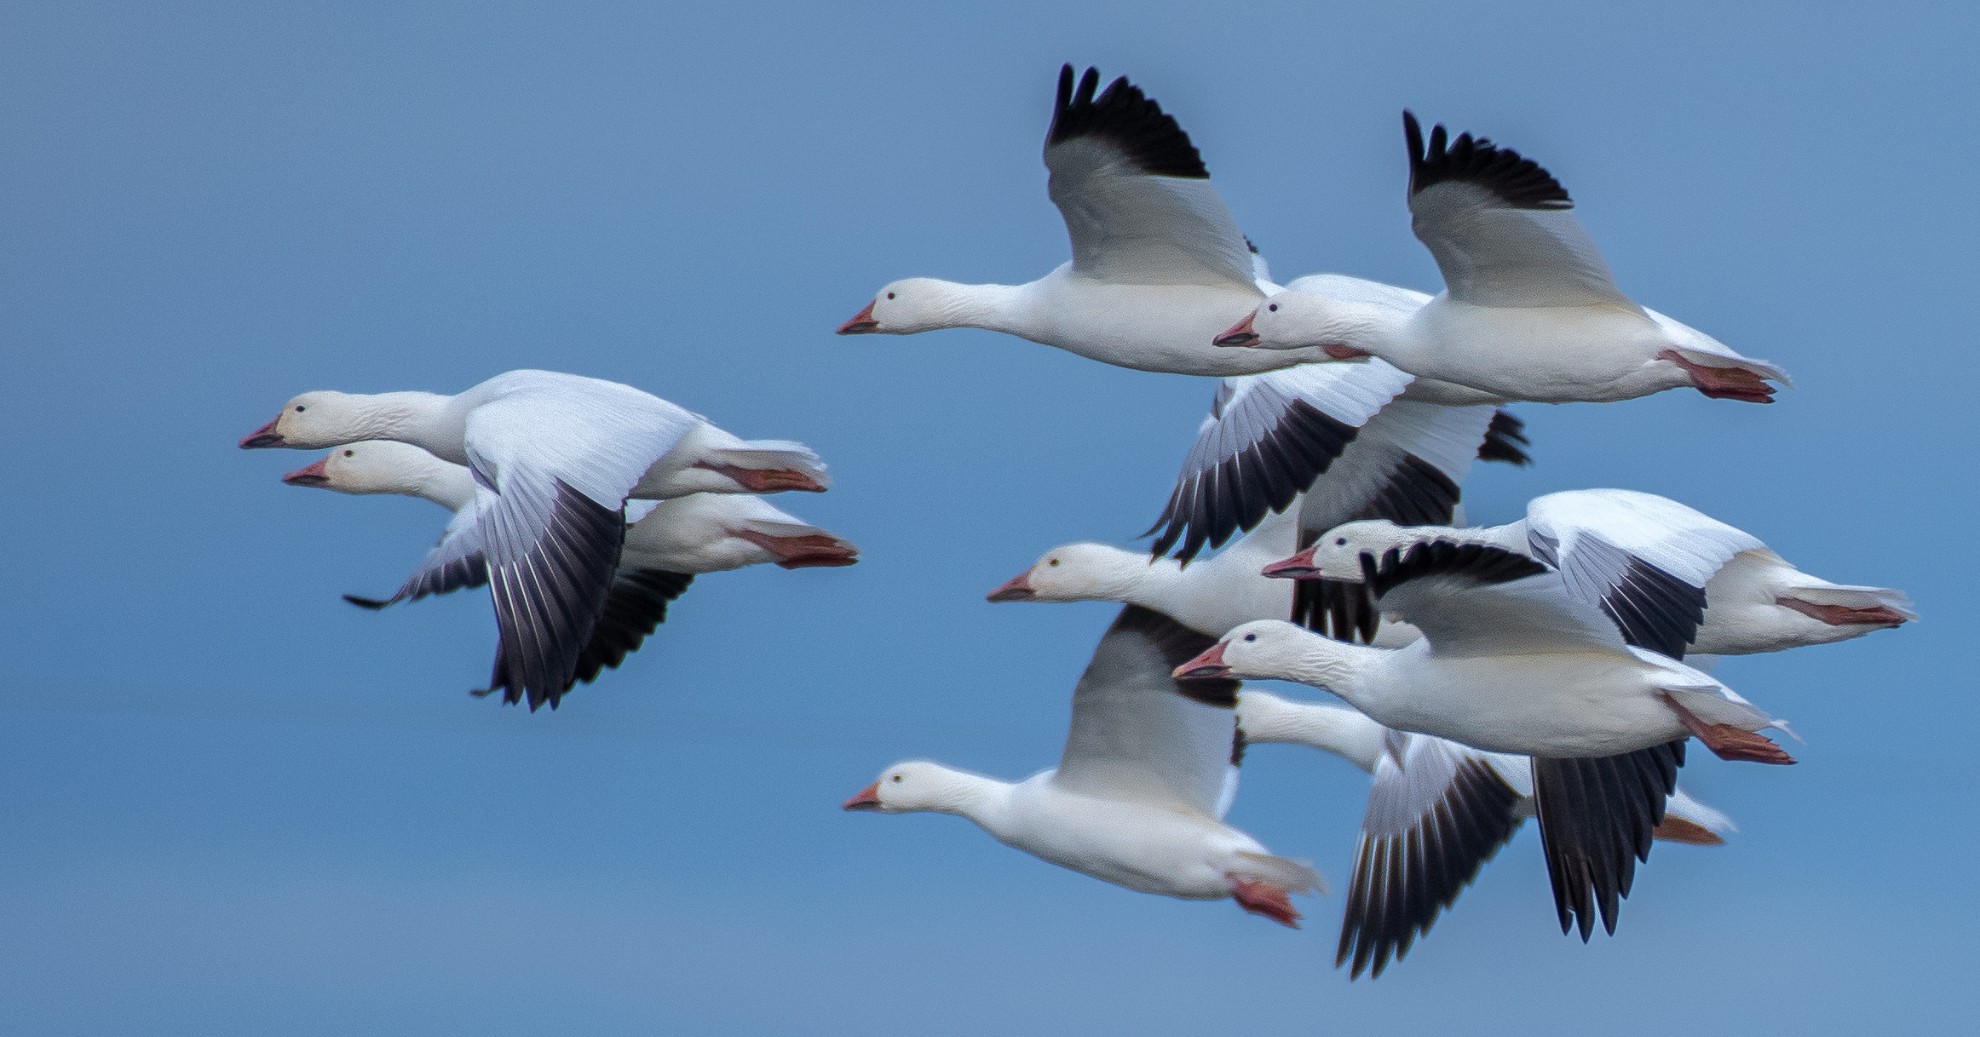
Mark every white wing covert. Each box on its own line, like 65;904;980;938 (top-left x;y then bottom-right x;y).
1362;540;1630;658
1528;489;1764;658
342;492;491;611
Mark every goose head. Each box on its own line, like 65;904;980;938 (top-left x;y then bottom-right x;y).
1219;293;1382;361
986;542;1151;603
239;391;369;450
1263;520;1408;581
837;278;978;335
282;440;459;497
1175;620;1316;682
843;761;983;816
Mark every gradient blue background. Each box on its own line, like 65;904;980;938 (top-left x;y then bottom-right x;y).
4;2;1972;1033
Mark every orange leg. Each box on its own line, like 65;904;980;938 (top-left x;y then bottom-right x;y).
1229;878;1300;928
1659;692;1795;765
692;461;825;493
732;528;858;569
1777;597;1909;627
1658;350;1775;403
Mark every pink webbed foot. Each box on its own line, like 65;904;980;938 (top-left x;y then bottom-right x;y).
1651;816;1726;846
1659;692;1796;765
1777;597;1909;628
1658;350;1776;403
693;461;826;493
733;529;858;569
1229;878;1300;928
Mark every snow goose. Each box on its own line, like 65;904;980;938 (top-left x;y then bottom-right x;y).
844;605;1322;926
837;66;1531;568
240;369;831;705
280;439;856;708
1267;489;1913;656
1221;114;1790;405
1175;541;1794;939
988;505;1426;646
838;64;1319;376
1237;689;1732;977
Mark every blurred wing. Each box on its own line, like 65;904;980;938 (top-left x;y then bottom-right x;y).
1478;409;1532;466
1044;66;1258;288
1338;732;1525;979
1146;361;1413;562
1053;605;1239;817
1215;726;1247;821
1364;541;1630;657
1403;112;1632;308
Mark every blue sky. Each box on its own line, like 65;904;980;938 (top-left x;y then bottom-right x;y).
3;1;1973;1033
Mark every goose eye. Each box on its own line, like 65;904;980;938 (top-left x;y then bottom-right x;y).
343;449;355;457
1243;633;1257;642
294;405;306;412
886;292;896;300
1047;558;1059;567
1335;537;1347;546
1267;303;1278;312
891;774;903;783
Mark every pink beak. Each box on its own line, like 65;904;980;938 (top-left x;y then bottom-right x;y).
282;457;331;487
1173;642;1231;680
1261;547;1322;580
842;782;882;811
239;416;285;449
1213;313;1260;347
985;571;1034;602
836;300;879;335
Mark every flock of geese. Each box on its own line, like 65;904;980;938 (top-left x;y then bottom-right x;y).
239;65;1913;979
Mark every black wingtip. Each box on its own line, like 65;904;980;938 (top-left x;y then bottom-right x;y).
1148;396;1360;565
1478;409;1533;466
342;593;394;611
486;480;626;708
1366;540;1551;600
1047;65;1209;179
1405;110;1572;210
1531;743;1684;943
1335;755;1523;979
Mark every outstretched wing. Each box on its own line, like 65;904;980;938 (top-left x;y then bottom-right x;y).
1145;361;1412;563
1403;111;1633;309
1289;400;1498;639
1364;540;1630;658
479;569;696;710
1337;731;1525;979
1530;742;1686;941
1528;489;1764;659
1045;65;1258;289
463;383;697;706
343;497;490;610
1053;605;1239;818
